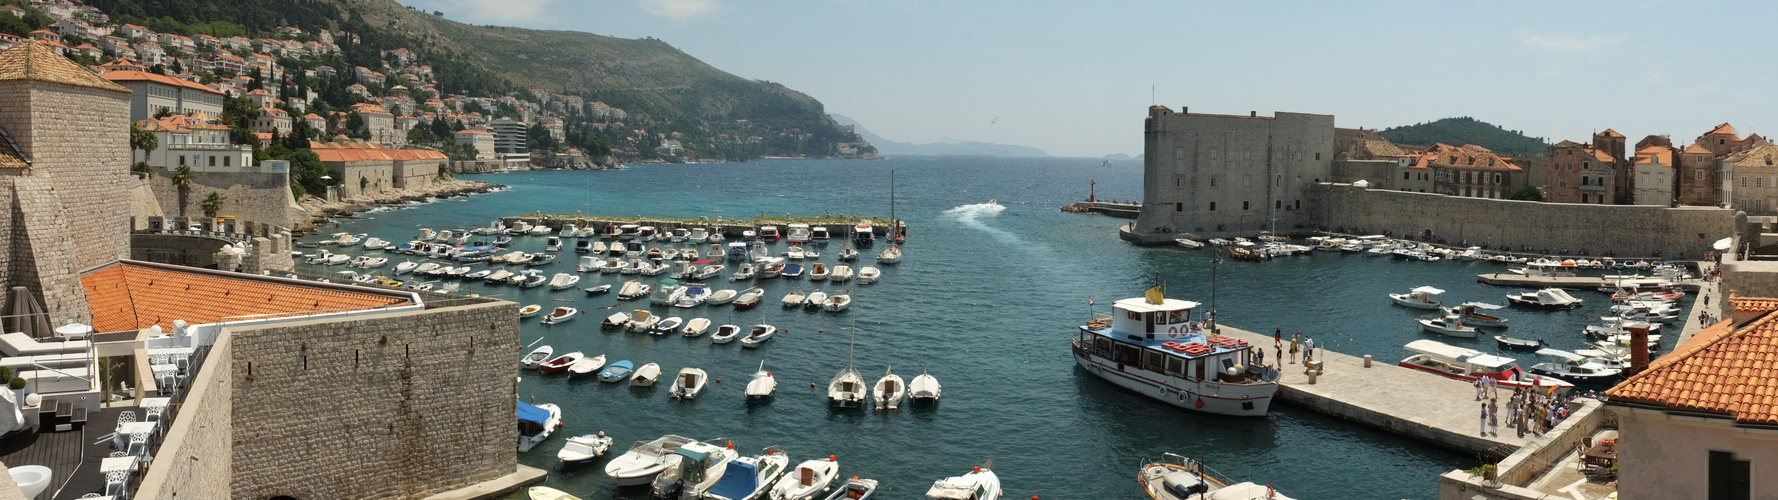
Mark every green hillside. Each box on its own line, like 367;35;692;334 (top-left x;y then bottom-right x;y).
1379;117;1549;156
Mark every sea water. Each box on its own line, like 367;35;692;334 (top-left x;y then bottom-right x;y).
299;156;1676;499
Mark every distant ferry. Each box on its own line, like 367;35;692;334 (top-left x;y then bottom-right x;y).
1072;287;1278;416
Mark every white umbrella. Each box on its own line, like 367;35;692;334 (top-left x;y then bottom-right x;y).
1712;237;1733;251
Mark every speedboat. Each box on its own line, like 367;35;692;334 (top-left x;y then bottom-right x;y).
823;293;851;312
786;246;805;260
803;290;827;310
541;306;577;325
651;440;738;499
683;317;712;336
909;367;941;403
1399;339;1573;393
540;351;584;374
1417;316;1478;338
670;367;707;399
821;477;878;500
745;361;777;400
734;288;765;309
770;457;839;500
1446;302;1509;327
809;263;829;281
1389;286;1444;309
1507;288;1583;309
627;310;661;333
584;284;612;295
712;324;743;344
653;316;685;336
707;289;740;305
1529;348;1626;384
630;363;662;386
520;345;554;369
705;448;791;500
519;304;543;318
1494;335;1546;351
602;311;631;330
567;354;608;379
557;432;613;466
516;401;561;453
740;324;777;348
829;265;853;282
548;273;581;290
528;486;581;500
617;280;653;300
599;360;635;382
924;463;1000;500
604;434;695;486
857;267;881;284
873;366;904;411
781;290;806;307
1137;453;1296;500
838;247;859;261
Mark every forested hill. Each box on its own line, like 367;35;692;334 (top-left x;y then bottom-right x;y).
1379;117;1549;156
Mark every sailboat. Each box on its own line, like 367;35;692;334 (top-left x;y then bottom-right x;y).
873;366;904;411
909;364;942;404
876;170;903;264
828;311;866;408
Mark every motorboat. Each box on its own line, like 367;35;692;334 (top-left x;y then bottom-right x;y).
856;267;881;284
675;286;710;308
393;260;418;274
577;256;603;273
1446;302;1509;328
558;223;579;238
803;290;828;310
781;290;806;308
693;263;726;281
630;363;663;386
759;260;785;279
604;434;694;486
727;242;751;261
618;280;653;300
786;246;805;260
557;432;613;466
528;486;581;500
1071;288;1278;416
828;265;853;282
1494;335;1547;352
653;316;685;336
712;324;743;344
809;263;829;281
909;367;941;403
809;225;832;244
823;293;851;312
540;351;584;374
705;448;791;500
584;284;612;295
671;367;707;399
770;457;839;500
853;221;874;247
529;225;551;236
484;269;514;285
923;462;1000;500
1388;286;1444;310
599;360;635;382
548;273;581;291
516;401;561;453
734;288;765;309
541;306;577;325
602;311;631;330
519;304;543;318
465;269;493;280
520;345;554;369
1529;348;1626;384
637;226;659;241
759;225;781;241
731;262;758;281
519;270;550;288
740;324;777;348
708;288;740;305
669;227;690;243
689;227;710;243
627;310;661;333
1137;453;1296;500
873;366;905;410
745;361;777;400
528;253;555;267
781;263;805;279
1508;288;1584;309
651;440;737;499
651;279;686;306
787;223;811;244
445;266;471;278
418;228;437;241
1417;316;1478;338
820;477;878;500
588;240;604;254
494;235;514;247
876;245;902;264
1586;318;1662;338
567;354;608;379
1398;339;1573;393
324;253;352;265
683;317;712;336
838;247;859;261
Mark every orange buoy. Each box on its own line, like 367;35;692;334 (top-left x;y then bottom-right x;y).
973;466;980;473
726;441;734;449
828;455;836;461
715;378;721;383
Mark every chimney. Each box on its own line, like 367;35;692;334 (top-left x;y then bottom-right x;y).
1250;111;1257;117
1182;106;1188;114
1626;324;1651;375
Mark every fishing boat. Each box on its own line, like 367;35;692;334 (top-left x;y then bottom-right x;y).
630;363;663;386
1494;335;1547;351
541;306;578;325
653;316;685;336
745;361;777;400
548;272;581;290
1416;316;1479;338
740;324;777;348
1137;453;1295;500
873;366;904;410
1388;286;1444;309
856;267;881;284
823;293;851;312
557;432;613;466
803;290;828;310
540;351;585;374
770;457;840;500
1072;286;1279;416
627;310;661;333
599;360;635;382
1398;339;1574;392
909;366;941;404
519;304;543;318
618;280;653;300
809;263;829;281
604;434;695;486
520;345;554;369
671;367;708;399
707;289;740;305
734;288;765;310
516;401;562;453
1529;348;1626;384
1507;288;1584;309
924;462;1000;500
712;324;743;344
705;448;791;500
782;290;807;307
602;311;631;330
584;284;612;295
567;354;608;379
527;486;581;500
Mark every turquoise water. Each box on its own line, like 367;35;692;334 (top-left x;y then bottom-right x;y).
298;157;1679;499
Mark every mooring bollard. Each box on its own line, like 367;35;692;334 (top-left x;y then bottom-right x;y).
1363;354;1372;367
1306;369;1318;384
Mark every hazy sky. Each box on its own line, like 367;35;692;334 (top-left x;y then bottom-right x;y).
398;0;1773;158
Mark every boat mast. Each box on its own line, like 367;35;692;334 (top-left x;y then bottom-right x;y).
888;170;897;243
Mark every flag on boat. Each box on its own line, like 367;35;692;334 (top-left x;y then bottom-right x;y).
1087;297;1094;305
1144;285;1164;304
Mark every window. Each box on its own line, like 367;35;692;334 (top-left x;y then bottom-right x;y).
1494;174;1502;184
1581;194;1589;203
1175;202;1183;212
1210;177;1216;187
1209;202;1216;211
1404;172;1410;180
1295;152;1302;161
178;155;185;166
1210;148;1218;159
1581;177;1588;186
1295;200;1300;210
1275;200;1282;209
1744;177;1749;187
1314;152;1321;160
1583;162;1590;170
1276;175;1281;187
1243;176;1251;187
208;156;215;166
223;156;230;167
1275;151;1283;160
1242;201;1249;210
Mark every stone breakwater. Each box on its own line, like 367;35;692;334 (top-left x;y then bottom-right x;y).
295;179;503;234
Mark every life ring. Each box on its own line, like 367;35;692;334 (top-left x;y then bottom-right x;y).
1157;386;1168;397
1178;391;1189;403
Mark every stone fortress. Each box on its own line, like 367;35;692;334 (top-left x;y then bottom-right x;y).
0;40;533;500
1125;105;1736;258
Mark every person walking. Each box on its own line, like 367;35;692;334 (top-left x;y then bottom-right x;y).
1288;334;1299;364
1488;399;1499;436
1479;402;1488;437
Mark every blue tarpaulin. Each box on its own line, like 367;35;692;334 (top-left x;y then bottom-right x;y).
516;400;550;424
705;459;758;499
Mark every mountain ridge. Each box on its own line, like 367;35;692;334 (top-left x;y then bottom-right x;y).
830;114;1047;157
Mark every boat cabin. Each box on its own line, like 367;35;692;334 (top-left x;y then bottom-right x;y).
1076;296;1266;384
638;226;659;240
759;225;780;239
786;223;811;242
619;224;641;239
660;441;724;487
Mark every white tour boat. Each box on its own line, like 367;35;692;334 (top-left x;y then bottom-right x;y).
1072;287;1279;417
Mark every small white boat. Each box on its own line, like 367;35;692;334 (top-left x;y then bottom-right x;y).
821;477;879;500
554;430;618;466
324;253;352;265
540;351;585;374
1389;286;1444;310
541;306;578;325
519;304;543;318
838;247;859;261
1175;238;1205;249
527;485;582;500
630;362;662;386
604;434;694;486
734;288;765;309
618;280;653;300
873;366;905;411
786;246;806;260
674;286;710;308
803;290;828;310
545;236;563;252
465;269;493;280
909;367;941;403
925;463;1002;500
627;310;661;333
828;367;865;408
520;345;554;369
740;324;777;348
782;290;806;307
1508;288;1585;309
1418;316;1478;338
707;289;740;305
857;266;881;284
823;293;851;312
567;354;608;379
745;361;776;400
829;265;853;282
584;284;612;295
415;262;442;275
517;401;562;453
731;262;758;281
706;448;791;500
809;263;829;281
1137;454;1296;500
770;457;840;500
602;311;632;330
671;367;708;399
393;260;418;274
548;273;581;291
682;317;712;337
712;324;742;344
876;245;902;264
653;316;685;336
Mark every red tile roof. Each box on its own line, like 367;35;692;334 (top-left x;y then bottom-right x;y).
1635;145;1674;165
101;70;220;95
1599;129;1624;138
1607;298;1778;424
0;41;129;93
81;262;412;333
1707;123;1739;136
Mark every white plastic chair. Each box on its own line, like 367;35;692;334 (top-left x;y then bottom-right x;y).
103;469;129;500
113;411;136;449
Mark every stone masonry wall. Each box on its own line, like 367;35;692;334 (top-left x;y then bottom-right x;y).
227;301;519;499
136;334;233;499
1307;183;1734;258
392;159;438;191
145;167;303;228
12;82;132;271
12;176;88;318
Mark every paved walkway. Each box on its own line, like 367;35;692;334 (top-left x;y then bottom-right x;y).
1677;277;1724;345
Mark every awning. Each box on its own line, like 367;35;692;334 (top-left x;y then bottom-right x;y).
516;400;550;424
1713;237;1733;251
674;446;711;461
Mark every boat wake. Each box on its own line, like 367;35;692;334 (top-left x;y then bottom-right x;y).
943;202;1015;242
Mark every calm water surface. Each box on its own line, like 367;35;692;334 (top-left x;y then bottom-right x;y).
299;157;1677;499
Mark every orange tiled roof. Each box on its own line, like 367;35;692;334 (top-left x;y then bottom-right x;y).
102;70;220;95
80;262;411;333
1607;301;1778;424
0;41;128;94
1683;144;1712;155
1599;128;1624;138
1731;296;1778;313
1707;123;1738;136
1635;145;1673;165
0;124;27;169
1412;143;1521;171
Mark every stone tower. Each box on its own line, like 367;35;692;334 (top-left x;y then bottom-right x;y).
1133;106;1334;240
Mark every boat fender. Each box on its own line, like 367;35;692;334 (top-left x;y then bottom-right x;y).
1178;391;1188;403
1157;385;1167;397
1194;398;1204;409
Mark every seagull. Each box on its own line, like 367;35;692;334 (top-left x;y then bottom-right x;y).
990;117;999;129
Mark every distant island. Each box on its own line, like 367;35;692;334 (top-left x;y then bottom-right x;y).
831;114;1048;157
1379;117;1549;157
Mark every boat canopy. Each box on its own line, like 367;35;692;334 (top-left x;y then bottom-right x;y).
706;459;759;499
1113;297;1200;313
516;400;550;424
1534;348;1585;362
1404;340;1518;370
1461;301;1504;310
1410;286;1445;295
674;446;712;462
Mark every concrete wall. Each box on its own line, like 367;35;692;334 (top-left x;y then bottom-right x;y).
137;334;234;499
1610;406;1778;500
130;233;238;268
1435;401;1612;500
11;176;90;319
147;165;304;228
226;301;519;499
1133;107;1334;239
1306;183;1734;258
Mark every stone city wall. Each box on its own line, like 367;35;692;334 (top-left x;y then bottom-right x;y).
11;176;90;317
136;335;234;500
146;167;303;229
1306;183;1734;258
226;301;519;500
3;82;133;271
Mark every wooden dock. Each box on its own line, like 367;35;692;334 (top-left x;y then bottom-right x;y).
1217;325;1530;455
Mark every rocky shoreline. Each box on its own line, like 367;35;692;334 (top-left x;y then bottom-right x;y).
293;179;504;234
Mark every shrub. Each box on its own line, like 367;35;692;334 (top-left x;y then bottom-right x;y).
9;377;25;390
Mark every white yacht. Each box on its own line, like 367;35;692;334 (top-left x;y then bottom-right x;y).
605;434;695;486
1072;286;1278;416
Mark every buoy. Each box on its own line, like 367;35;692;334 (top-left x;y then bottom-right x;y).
715;378;721;383
828;455;836;461
726;441;734;449
973;466;981;473
811;382;817;387
819;329;824;332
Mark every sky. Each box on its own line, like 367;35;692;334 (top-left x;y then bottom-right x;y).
396;0;1775;158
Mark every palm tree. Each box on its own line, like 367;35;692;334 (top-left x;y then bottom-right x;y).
200;191;226;219
173;165;194;217
129;123;158;164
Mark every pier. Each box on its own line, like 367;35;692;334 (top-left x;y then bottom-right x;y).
1475;272;1705;291
1215;325;1531;455
495;214;905;240
1060;201;1141;218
